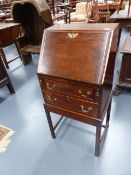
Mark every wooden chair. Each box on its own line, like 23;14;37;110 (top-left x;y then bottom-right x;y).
88;0;110;23
0;56;15;94
69;0;78;10
98;0;110;23
51;0;71;23
88;1;99;23
70;2;89;22
11;0;53;64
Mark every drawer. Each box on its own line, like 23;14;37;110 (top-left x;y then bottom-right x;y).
44;91;99;117
39;77;100;102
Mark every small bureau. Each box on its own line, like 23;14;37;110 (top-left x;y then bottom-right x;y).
38;23;119;156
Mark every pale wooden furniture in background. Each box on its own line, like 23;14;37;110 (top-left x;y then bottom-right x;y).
70;2;90;22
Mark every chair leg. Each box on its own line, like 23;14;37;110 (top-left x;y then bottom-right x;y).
0;47;9;69
68;12;70;23
44;105;56;139
15;41;22;61
7;81;15;94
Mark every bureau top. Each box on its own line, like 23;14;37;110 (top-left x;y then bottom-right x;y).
45;23;119;31
38;24;117;85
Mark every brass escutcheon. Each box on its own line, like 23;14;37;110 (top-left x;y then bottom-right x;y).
67;32;79;39
46;83;56;90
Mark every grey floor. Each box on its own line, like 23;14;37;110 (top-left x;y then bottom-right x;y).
0;28;131;175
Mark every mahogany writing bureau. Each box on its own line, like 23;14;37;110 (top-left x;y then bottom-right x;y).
38;23;119;156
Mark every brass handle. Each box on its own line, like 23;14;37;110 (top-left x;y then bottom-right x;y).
46;83;56;90
78;89;91;97
47;95;57;102
96;90;100;97
80;105;92;113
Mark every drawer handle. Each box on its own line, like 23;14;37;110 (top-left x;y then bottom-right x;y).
46;83;56;90
80;105;92;113
78;89;91;97
96;90;100;97
47;95;57;102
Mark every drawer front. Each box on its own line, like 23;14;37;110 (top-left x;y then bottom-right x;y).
39;77;100;102
44;91;99;117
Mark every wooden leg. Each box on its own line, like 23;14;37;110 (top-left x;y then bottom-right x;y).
95;124;101;156
0;47;9;69
68;12;70;23
106;101;111;123
21;53;32;65
44;105;56;139
117;0;124;14
15;41;22;61
64;13;67;23
52;0;55;16
95;100;112;156
128;2;131;16
118;28;122;46
7;81;15;94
